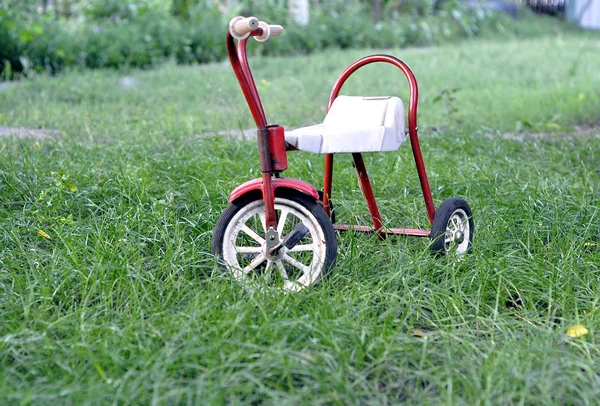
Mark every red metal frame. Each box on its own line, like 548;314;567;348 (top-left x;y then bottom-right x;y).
227;31;277;230
226;32;267;128
333;224;430;237
322;153;334;216
227;30;435;238
352;153;384;233
325;54;436;228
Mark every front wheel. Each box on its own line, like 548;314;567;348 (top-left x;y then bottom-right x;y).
212;190;337;292
430;197;474;256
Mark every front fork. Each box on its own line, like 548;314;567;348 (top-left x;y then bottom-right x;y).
257;126;312;256
258;125;288;247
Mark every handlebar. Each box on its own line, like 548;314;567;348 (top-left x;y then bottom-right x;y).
255;21;284;42
229;16;284;42
226;16;285;128
229;16;259;40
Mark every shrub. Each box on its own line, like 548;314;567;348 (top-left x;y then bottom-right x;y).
174;4;226;64
24;18;81;74
0;8;40;78
0;0;524;79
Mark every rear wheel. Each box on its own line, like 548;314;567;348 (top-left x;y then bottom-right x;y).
212;190;337;292
430;198;474;256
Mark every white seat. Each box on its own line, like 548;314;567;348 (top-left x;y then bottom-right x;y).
285;96;406;154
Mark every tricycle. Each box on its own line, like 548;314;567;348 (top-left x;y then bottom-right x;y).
211;16;474;292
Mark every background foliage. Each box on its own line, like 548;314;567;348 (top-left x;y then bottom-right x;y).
0;0;549;79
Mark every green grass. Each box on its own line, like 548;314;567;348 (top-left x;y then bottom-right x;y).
1;28;600;404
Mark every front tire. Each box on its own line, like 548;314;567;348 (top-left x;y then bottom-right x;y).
430;198;474;256
317;190;336;224
212;190;337;292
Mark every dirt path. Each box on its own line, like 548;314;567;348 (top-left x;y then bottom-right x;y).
485;123;600;141
1;123;597;143
0;126;61;140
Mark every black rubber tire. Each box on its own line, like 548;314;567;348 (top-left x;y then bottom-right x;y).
317;190;336;224
211;189;337;289
430;197;474;256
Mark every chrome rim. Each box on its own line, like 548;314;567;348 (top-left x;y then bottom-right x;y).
444;208;470;254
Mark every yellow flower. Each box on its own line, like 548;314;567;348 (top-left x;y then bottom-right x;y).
412;329;427;338
566;325;588;338
37;229;51;240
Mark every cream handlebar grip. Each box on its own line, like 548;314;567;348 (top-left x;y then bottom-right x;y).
268;25;284;37
229;16;259;40
254;21;285;42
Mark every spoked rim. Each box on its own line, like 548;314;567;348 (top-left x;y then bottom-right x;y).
221;197;328;292
444;208;471;254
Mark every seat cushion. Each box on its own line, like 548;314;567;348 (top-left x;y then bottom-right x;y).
285;96;406;154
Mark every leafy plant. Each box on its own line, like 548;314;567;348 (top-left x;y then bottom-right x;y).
0;0;576;79
432;87;460;122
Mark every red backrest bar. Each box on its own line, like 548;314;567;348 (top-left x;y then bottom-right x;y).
327;54;436;224
327;54;418;127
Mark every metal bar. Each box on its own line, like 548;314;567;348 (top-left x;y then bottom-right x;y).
226;32;267;128
237;38;267;124
257;127;272;173
352;153;384;233
409;126;435;225
261;172;277;230
327;54;436;225
333;224;430;237
227;30;277;230
322;153;334;216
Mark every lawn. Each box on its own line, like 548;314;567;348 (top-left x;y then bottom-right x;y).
1;28;600;404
